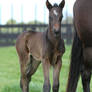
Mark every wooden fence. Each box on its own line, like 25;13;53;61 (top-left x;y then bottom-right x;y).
0;24;74;46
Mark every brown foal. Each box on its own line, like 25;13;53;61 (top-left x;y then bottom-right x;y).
16;0;65;92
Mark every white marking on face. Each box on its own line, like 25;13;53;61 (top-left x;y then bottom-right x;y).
53;10;58;16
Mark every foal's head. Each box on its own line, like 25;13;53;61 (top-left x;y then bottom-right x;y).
46;0;65;37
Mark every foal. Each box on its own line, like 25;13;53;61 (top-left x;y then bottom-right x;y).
16;0;65;92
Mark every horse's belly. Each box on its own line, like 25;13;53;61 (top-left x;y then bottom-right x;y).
79;30;92;47
74;0;92;46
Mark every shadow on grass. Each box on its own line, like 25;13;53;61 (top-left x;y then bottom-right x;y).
1;83;42;92
1;84;21;92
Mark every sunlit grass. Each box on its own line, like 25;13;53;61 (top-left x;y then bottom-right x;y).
0;46;92;92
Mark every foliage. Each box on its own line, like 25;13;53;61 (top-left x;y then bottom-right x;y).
6;19;17;24
27;20;45;24
5;16;73;25
6;19;45;25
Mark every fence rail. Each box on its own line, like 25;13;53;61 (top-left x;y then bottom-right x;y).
0;24;74;46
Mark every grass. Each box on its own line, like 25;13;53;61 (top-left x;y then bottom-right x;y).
0;46;92;92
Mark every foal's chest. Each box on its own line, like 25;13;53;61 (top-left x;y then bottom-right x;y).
49;49;62;65
42;31;65;65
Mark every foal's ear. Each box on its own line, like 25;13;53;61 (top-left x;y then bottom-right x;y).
46;0;52;10
59;0;65;9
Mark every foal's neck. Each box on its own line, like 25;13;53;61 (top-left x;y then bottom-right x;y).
47;27;61;47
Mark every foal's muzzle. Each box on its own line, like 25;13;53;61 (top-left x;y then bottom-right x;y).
53;23;61;37
54;29;61;37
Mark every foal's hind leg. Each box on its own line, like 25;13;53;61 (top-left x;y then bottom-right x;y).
53;56;62;92
81;65;91;92
20;54;41;92
26;55;41;79
24;55;41;92
19;52;31;92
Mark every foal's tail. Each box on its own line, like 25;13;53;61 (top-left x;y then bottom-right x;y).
66;28;83;92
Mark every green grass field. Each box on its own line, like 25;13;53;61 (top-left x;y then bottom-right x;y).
0;46;92;92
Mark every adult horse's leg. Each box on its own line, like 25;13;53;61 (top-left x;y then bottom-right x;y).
53;56;62;92
66;31;83;92
81;65;91;92
42;59;51;92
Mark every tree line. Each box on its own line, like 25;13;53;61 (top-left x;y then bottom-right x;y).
6;16;73;25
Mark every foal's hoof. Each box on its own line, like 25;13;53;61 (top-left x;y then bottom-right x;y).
53;84;59;92
43;85;51;92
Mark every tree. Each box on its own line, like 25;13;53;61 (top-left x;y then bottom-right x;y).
6;19;17;24
27;20;45;24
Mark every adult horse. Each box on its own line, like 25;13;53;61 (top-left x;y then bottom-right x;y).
16;0;65;92
66;0;92;92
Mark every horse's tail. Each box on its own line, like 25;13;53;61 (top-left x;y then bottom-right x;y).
66;28;83;92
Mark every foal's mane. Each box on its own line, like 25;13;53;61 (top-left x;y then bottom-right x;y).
53;3;58;7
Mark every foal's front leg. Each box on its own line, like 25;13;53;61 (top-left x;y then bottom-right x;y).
42;58;51;92
53;56;62;92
